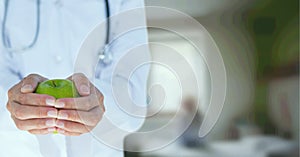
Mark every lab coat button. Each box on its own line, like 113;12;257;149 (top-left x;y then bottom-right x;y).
55;56;63;63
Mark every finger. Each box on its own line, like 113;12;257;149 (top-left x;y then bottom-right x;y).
6;102;11;113
10;101;58;120
93;87;105;112
14;93;56;107
57;128;82;136
7;83;22;100
21;74;47;93
28;128;56;135
55;119;91;133
55;94;101;111
68;73;90;96
57;106;103;126
12;116;56;131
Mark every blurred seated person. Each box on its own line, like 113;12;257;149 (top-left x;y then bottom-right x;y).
179;96;206;148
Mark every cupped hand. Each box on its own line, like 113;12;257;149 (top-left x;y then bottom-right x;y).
6;74;58;134
53;73;105;136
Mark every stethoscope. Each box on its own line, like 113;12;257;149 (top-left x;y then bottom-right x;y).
1;0;112;65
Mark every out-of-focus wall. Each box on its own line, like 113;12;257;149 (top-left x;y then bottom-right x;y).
195;12;256;140
145;0;256;140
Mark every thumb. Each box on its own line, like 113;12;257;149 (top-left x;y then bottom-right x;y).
21;74;47;93
68;73;90;96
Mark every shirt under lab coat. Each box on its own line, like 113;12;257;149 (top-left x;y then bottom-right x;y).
0;0;150;156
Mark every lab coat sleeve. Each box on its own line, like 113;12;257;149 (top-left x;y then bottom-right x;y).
0;3;23;93
0;53;42;157
0;43;43;157
0;0;24;111
0;47;23;91
0;2;43;157
89;0;150;152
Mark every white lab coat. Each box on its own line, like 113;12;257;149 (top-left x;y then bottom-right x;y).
0;0;150;156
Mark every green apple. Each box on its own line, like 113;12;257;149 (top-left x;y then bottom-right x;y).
35;79;80;99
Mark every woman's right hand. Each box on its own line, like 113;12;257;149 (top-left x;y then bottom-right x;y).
6;74;58;134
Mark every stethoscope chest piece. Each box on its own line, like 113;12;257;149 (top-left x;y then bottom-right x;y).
98;44;113;65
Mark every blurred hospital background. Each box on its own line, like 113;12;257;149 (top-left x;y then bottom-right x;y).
125;0;299;157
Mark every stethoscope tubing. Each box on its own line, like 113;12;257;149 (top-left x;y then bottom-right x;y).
2;0;41;52
1;0;111;64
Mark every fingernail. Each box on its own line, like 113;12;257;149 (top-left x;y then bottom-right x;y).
55;101;65;108
58;129;65;134
46;99;55;106
57;113;68;119
56;121;64;128
47;110;57;118
48;127;56;132
46;120;55;126
21;84;33;93
80;85;90;95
